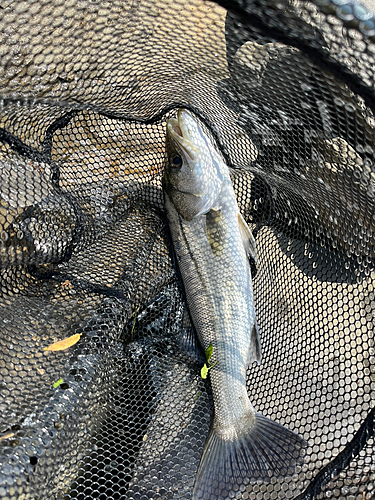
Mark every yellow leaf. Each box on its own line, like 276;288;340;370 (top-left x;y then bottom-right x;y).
44;334;82;351
0;432;14;442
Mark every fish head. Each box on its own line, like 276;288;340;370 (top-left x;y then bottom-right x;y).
164;109;224;221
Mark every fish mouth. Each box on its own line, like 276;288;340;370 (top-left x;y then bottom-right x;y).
167;109;199;162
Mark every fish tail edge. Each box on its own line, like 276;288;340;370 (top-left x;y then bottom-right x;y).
193;412;306;500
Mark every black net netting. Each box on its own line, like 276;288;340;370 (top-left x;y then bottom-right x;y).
0;0;375;499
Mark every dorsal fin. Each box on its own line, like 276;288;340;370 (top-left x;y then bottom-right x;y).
238;212;257;264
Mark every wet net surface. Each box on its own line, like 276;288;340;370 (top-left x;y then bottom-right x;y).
0;0;375;499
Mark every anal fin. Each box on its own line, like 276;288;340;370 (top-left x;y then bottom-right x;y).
179;307;205;363
250;321;261;364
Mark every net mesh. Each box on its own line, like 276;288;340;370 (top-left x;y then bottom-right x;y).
0;0;374;499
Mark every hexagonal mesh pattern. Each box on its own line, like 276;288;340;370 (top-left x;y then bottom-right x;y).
0;0;375;499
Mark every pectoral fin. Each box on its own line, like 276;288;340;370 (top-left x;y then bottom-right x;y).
238;212;257;264
206;209;226;257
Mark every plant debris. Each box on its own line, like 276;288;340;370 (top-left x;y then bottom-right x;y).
44;333;82;351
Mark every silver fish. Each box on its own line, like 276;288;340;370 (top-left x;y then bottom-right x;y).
164;109;306;500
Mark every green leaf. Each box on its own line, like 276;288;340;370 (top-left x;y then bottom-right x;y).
201;364;209;379
205;343;213;364
53;378;64;388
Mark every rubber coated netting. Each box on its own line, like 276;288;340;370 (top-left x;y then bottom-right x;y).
0;0;374;499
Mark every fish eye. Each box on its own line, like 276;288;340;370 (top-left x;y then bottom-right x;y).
170;154;182;168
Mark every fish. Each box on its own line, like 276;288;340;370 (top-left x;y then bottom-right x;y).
163;109;306;499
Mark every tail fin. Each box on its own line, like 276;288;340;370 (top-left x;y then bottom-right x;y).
193;412;306;500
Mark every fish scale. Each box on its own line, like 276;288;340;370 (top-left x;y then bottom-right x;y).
164;108;306;500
